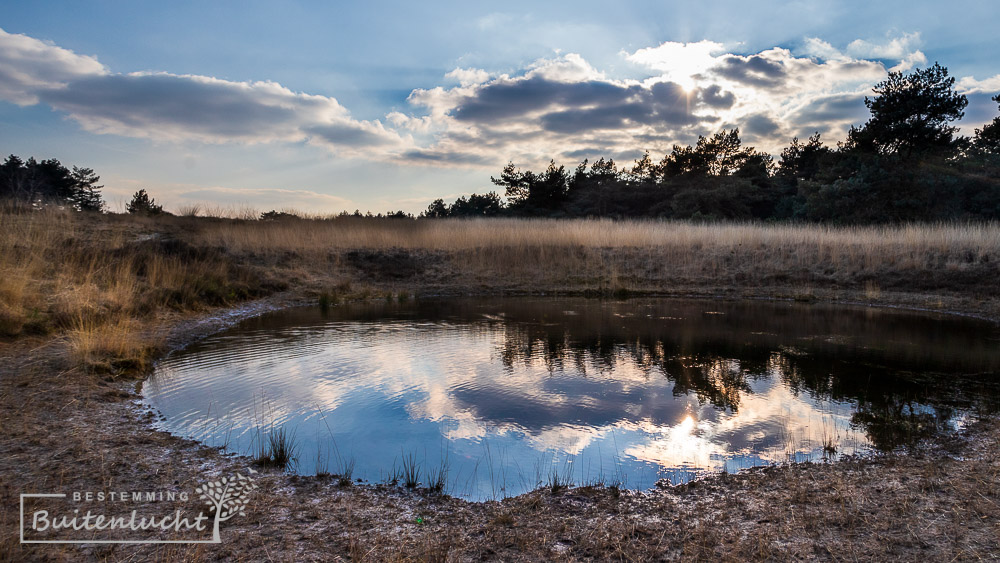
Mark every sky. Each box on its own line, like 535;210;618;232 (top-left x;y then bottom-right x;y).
1;1;999;214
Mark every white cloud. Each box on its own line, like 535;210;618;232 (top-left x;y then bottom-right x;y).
846;31;923;60
0;28;107;105
525;53;604;82
889;50;928;72
957;74;1000;95
445;67;491;87
798;37;848;62
626;40;727;89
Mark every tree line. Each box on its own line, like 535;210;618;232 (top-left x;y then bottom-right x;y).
424;63;1000;223
0;155;105;212
3;63;998;223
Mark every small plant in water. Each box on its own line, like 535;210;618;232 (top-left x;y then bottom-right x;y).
255;426;298;470
821;417;838;459
425;453;450;494
384;463;402;486
336;457;356;487
315;447;330;479
402;451;420;489
823;439;838;458
547;462;574;494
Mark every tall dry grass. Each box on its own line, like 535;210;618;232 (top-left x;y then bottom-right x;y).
3;205;998;371
0;205;282;372
191;217;1000;291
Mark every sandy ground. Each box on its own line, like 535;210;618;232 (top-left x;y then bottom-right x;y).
2;289;1000;561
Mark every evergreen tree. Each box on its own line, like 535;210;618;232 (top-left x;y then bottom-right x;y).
126;189;164;216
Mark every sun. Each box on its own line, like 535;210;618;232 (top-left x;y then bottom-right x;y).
677;75;697;94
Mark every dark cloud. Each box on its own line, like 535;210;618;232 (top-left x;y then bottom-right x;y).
790;93;868;126
541;104;644;133
451;77;634;122
561;148;610;160
450;378;688;434
35;72;401;151
305;123;396;147
743;113;781;137
451;77;716;133
713;55;786;88
698;84;736;108
400;149;491;165
536;81;710;134
41;74;303;140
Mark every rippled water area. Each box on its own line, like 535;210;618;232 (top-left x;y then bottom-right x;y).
144;298;1000;500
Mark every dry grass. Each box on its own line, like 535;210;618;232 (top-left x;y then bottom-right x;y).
0;206;284;372
191;216;1000;299
196;216;999;271
67;316;158;373
195;215;999;252
2;207;999;373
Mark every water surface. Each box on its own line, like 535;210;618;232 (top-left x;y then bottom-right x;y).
143;298;1000;500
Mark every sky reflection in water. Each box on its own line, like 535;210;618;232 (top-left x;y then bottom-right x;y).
143;298;1000;500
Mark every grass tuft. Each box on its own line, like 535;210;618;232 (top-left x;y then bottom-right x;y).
255;426;298;470
402;451;420;489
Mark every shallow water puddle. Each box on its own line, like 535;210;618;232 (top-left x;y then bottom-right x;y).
143;298;1000;500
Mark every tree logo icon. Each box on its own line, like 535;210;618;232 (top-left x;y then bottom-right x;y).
195;472;259;543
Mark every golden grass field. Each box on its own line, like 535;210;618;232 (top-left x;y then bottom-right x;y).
2;205;998;372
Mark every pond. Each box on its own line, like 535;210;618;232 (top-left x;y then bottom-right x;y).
143;298;1000;501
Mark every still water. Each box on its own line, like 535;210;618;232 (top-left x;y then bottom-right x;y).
143;298;1000;500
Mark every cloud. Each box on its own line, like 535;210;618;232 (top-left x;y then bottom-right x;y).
175;186;352;212
399;148;492;165
742;113;781;137
402;43;896;164
626;40;727;88
846;32;922;60
526;52;603;82
805;32;926;73
713;54;787;88
538;81;709;134
37;72;402;151
698;84;736;108
788;92;869;124
304;121;402;148
799;38;847;62
4;26;977;173
0;28;107;105
448;77;633;123
445;67;491;86
958;74;1000;95
0;26;401;155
